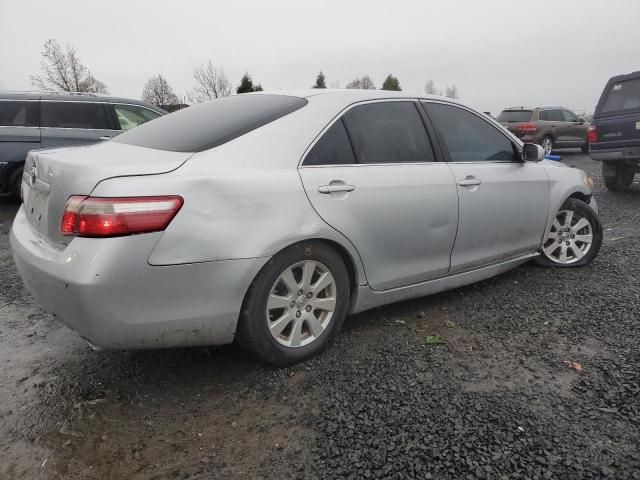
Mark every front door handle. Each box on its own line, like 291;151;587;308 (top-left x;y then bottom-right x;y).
458;177;481;187
318;184;356;194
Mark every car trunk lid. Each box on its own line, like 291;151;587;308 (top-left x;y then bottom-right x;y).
22;141;192;249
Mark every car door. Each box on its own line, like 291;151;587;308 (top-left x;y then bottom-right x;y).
423;101;549;273
562;109;587;146
299;100;459;291
548;109;569;145
40;100;117;148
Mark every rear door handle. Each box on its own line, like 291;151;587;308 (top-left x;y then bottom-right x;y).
458;177;481;187
318;184;355;194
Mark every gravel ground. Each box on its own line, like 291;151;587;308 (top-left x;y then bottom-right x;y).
1;153;639;479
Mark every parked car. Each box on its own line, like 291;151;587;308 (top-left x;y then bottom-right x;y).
10;90;602;366
497;106;590;155
590;71;640;190
0;92;165;199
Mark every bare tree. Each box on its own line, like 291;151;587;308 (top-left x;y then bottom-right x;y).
142;74;179;107
31;39;108;93
445;84;460;99
187;61;231;103
424;80;438;95
345;75;376;90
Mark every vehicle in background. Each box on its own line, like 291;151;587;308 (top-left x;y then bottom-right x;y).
590;71;640;190
10;90;601;366
0;92;165;199
497;106;590;156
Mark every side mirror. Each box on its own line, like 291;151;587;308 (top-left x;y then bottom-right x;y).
522;143;544;162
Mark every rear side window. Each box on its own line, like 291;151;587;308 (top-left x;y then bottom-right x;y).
426;103;516;162
41;102;112;129
539;110;550;121
304;119;355;166
342;102;435;164
497;110;532;122
0;101;39;127
112;94;307;153
600;78;640;113
114;104;161;131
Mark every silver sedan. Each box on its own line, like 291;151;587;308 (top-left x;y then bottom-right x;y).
10;90;602;365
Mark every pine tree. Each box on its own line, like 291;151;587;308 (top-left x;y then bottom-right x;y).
313;71;327;89
381;74;401;91
236;73;263;93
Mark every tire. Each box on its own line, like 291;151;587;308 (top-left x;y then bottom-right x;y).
540;136;554;156
8;164;24;201
236;242;350;366
536;198;602;268
603;164;634;191
581;142;590;154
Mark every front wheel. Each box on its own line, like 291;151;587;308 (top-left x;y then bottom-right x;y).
236;242;350;366
536;198;602;267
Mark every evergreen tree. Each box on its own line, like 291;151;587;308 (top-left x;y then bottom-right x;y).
381;74;401;91
236;73;263;93
313;71;327;88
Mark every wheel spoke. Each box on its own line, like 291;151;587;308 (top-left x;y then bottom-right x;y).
310;296;336;312
305;313;324;337
559;244;568;262
311;271;333;294
267;293;292;310
270;311;294;337
301;261;316;291
572;218;589;232
563;210;574;228
279;268;300;295
543;242;559;257
571;245;585;260
289;317;303;347
552;218;562;231
574;233;592;244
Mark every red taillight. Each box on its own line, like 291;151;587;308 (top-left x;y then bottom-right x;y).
588;125;597;144
517;122;537;135
60;195;184;237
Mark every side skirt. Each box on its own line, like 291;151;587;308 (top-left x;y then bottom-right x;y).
351;252;539;314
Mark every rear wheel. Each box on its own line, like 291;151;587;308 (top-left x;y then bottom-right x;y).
603;163;634;191
536;198;602;268
581;142;590;154
8;164;24;201
540;136;554;156
236;242;350;366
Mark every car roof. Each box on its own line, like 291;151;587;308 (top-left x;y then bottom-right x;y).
501;106;571;111
0;91;165;111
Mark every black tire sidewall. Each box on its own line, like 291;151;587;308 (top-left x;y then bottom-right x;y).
603;164;634;191
237;242;350;366
9;164;23;200
536;198;603;268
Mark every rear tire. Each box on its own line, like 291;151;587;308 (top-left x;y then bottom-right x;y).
603;164;634;191
236;242;350;366
536;198;602;268
8;164;24;201
581;143;590;154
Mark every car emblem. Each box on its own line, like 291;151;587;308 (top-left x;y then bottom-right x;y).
29;165;37;186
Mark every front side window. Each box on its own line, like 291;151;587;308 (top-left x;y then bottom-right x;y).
548;110;565;122
114;104;161;131
426;103;516;162
304;119;355;166
0;101;39;127
342;102;435;164
41;102;112;129
563;110;579;122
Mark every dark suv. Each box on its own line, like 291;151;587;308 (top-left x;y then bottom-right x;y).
590;71;640;190
0;92;165;199
497;106;590;155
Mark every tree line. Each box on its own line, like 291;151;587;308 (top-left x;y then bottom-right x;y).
30;39;460;108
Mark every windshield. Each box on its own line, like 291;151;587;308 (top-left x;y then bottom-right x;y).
497;110;532;122
112;94;307;152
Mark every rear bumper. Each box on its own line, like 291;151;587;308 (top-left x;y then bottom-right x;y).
10;206;269;349
590;146;640;162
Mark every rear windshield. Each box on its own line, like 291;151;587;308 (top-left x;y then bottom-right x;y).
497;110;532;122
0;101;39;127
112;94;308;152
599;78;640;113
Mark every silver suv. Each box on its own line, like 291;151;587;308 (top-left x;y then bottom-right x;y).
0;92;165;199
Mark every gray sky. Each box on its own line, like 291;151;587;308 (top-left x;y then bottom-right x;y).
1;0;639;115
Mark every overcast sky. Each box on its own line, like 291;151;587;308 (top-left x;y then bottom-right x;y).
1;0;638;115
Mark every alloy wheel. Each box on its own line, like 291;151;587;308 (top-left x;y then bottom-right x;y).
542;209;593;264
266;260;337;348
541;137;553;156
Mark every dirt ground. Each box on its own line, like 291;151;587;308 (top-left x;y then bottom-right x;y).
1;153;639;479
